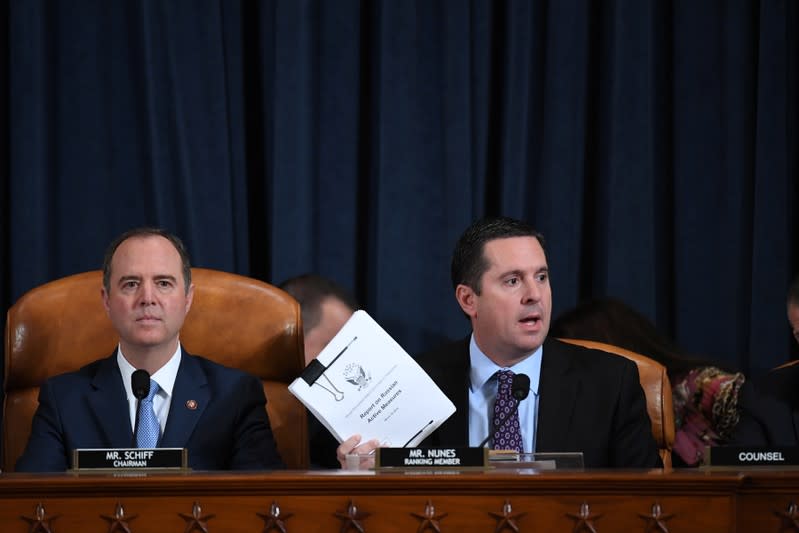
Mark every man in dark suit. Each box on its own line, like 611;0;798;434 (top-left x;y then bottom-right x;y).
416;337;659;468
731;365;799;446
731;274;799;446
16;228;283;471
338;216;659;468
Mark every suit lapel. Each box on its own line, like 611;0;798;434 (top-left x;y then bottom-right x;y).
87;354;134;447
419;338;471;447
160;353;209;447
536;339;579;453
437;339;471;446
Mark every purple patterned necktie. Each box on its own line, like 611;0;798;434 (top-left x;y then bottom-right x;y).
492;370;523;452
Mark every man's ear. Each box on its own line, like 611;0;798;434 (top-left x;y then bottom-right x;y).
101;286;111;315
184;282;195;314
455;284;478;318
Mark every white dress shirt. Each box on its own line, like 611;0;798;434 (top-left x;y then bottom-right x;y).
117;344;182;435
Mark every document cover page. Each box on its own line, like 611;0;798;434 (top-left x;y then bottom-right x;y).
289;310;455;446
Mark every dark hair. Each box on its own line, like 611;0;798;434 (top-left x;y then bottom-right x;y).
102;228;192;294
451;216;545;294
550;297;726;378
789;274;799;306
279;274;358;334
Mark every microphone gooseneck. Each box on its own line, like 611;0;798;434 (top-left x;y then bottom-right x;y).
478;373;531;449
131;369;151;447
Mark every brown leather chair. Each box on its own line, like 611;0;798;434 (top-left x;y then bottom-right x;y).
558;338;675;468
3;268;308;471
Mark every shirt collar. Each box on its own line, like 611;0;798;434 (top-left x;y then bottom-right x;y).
117;344;183;399
468;334;542;396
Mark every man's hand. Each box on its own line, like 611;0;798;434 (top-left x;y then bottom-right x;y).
336;434;380;469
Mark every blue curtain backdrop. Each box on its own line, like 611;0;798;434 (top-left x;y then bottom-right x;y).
1;1;797;396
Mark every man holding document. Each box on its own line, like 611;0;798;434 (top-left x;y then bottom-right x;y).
289;308;457;461
16;228;283;471
338;216;660;468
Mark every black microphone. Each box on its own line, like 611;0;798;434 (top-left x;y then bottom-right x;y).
478;373;531;449
131;369;151;447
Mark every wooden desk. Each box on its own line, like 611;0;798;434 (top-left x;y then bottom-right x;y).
1;468;798;532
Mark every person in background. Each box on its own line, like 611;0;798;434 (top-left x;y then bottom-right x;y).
279;274;358;365
279;273;358;468
788;275;799;348
16;228;283;471
337;216;660;469
549;298;745;467
731;274;799;446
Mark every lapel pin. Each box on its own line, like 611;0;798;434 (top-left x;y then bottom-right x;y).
186;400;198;410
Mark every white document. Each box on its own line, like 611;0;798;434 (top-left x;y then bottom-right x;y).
288;310;455;447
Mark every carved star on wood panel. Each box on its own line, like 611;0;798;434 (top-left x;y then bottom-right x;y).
20;502;60;533
566;501;602;533
257;501;293;533
488;500;526;533
334;499;370;533
411;499;448;533
638;502;674;533
179;501;216;533
100;502;138;533
774;501;799;532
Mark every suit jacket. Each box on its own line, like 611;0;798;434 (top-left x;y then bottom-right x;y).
731;363;799;446
308;411;342;469
16;350;284;472
415;337;661;468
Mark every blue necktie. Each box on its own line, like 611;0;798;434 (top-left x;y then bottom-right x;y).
137;379;161;448
492;370;523;452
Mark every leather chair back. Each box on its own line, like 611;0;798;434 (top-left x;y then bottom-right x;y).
558;338;675;468
3;268;308;471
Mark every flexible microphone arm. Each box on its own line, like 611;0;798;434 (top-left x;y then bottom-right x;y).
478;373;531;449
131;369;151;448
